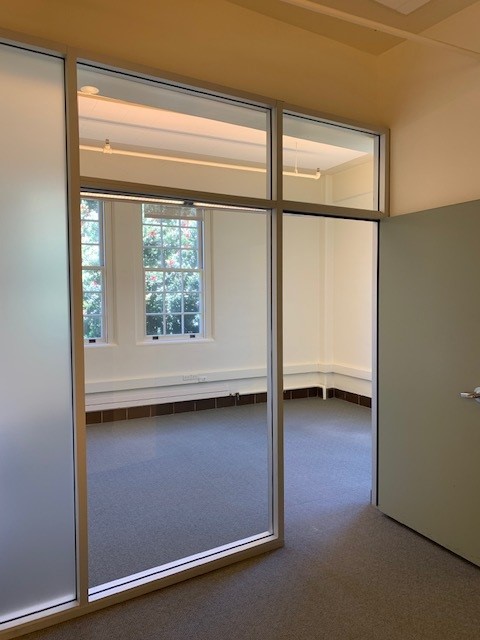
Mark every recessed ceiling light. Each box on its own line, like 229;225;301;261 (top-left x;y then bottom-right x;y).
80;85;100;95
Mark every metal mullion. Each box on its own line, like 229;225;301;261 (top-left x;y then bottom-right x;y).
65;50;89;612
81;177;275;213
284;200;386;221
268;102;284;543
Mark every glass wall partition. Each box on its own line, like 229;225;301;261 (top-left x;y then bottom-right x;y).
77;65;270;199
0;35;385;635
84;198;271;595
0;44;76;625
283;112;378;210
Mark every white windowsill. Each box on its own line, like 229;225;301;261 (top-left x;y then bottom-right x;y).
136;337;214;346
84;341;118;349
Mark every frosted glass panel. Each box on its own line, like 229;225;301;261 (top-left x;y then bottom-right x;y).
0;45;76;624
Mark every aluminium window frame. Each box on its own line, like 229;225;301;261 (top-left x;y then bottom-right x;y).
0;27;388;640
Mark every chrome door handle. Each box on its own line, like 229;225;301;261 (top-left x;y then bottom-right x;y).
460;386;480;402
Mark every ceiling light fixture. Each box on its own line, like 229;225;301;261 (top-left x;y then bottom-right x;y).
102;139;113;154
79;85;100;95
80;141;322;180
80;192;185;205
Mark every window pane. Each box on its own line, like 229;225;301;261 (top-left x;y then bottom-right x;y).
283;113;377;210
165;314;182;334
81;220;99;244
146;315;164;336
82;269;103;292
183;272;201;292
83;292;102;315
181;226;197;248
165;293;182;313
82;244;100;266
184;293;200;312
145;271;164;292
183;313;200;334
181;250;198;269
164;272;183;291
145;293;164;314
81;199;100;220
78;66;269;199
84;316;102;340
162;226;180;247
143;224;162;244
143;246;163;268
164;249;181;269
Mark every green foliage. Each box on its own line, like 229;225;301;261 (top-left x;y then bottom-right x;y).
81;199;103;340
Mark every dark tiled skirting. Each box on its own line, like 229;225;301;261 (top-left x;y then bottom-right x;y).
86;387;371;425
282;387;371;407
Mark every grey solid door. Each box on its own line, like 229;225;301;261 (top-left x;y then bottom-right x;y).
378;199;480;566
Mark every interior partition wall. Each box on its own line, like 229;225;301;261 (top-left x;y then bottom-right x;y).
0;32;387;640
0;44;76;625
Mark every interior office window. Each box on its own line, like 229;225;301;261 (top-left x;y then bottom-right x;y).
143;203;204;339
81;198;106;342
283;112;378;210
77;65;270;199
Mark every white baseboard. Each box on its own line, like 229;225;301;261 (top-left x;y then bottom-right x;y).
85;362;372;410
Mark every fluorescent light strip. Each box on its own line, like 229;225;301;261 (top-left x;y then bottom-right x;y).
81;192;185;205
79;143;321;180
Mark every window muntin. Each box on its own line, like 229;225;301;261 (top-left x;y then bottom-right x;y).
81;198;106;342
142;203;204;339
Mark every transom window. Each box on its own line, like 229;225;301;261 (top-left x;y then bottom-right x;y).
142;203;204;339
81;198;105;342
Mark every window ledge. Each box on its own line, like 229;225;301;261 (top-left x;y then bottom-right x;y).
136;337;214;346
84;341;118;349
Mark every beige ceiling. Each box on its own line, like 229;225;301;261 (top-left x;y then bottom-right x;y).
225;0;478;54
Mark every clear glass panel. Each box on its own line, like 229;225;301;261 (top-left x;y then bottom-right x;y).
82;244;100;265
146;315;164;335
283;113;378;210
84;316;102;340
87;203;270;593
78;65;269;199
0;44;76;624
82;269;103;292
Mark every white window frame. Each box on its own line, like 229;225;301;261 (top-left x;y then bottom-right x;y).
139;203;212;344
81;197;114;346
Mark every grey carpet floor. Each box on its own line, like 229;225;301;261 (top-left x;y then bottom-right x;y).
24;398;480;639
87;404;271;586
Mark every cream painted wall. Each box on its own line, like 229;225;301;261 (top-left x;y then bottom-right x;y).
0;0;379;124
283;214;325;387
80;150;326;203
378;2;480;215
328;218;374;396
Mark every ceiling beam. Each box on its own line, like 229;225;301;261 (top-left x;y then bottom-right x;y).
279;0;480;60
